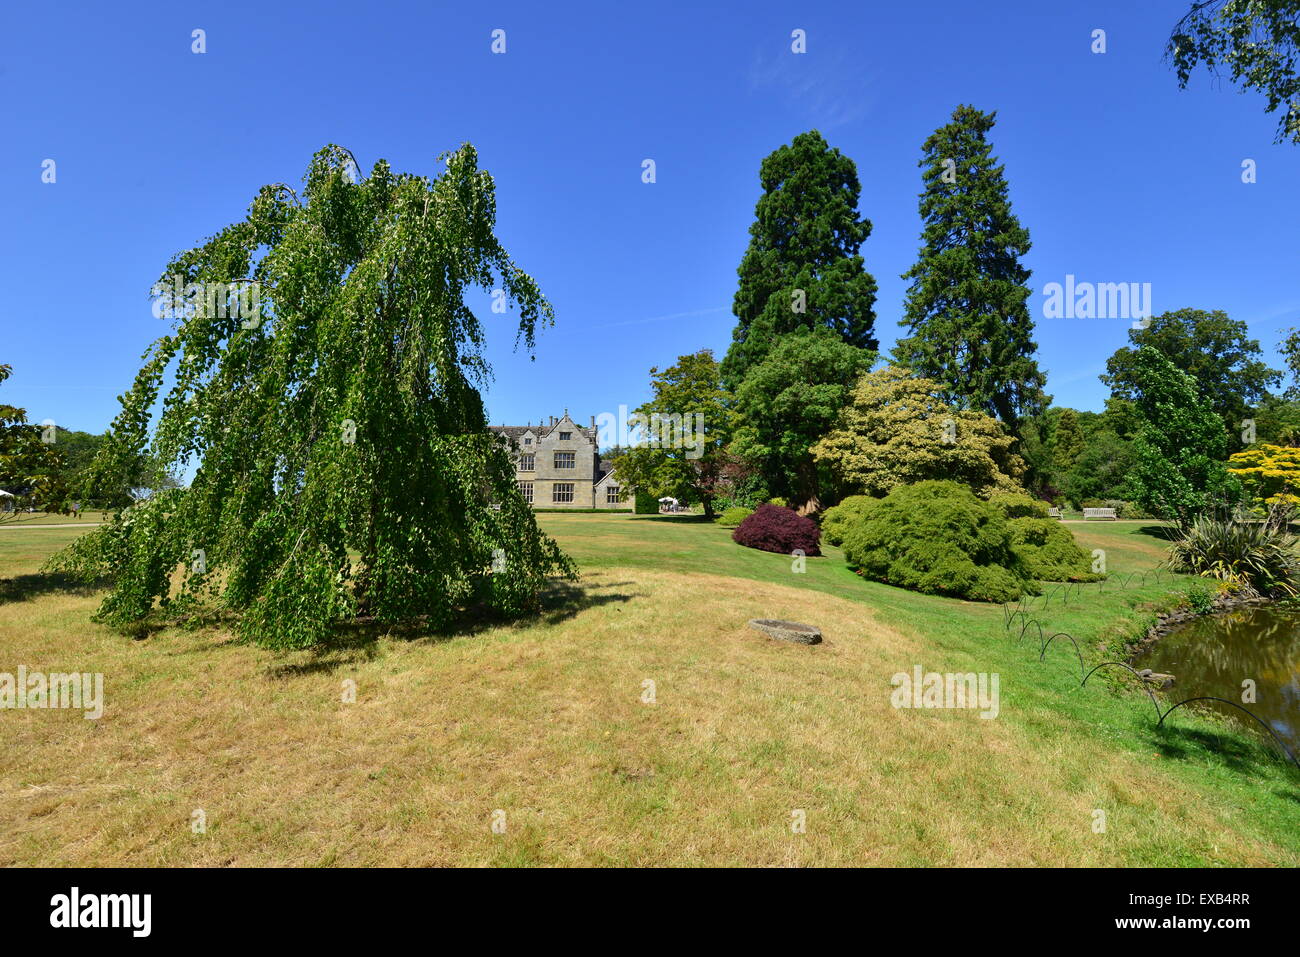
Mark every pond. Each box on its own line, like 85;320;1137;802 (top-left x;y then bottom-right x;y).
1136;603;1300;757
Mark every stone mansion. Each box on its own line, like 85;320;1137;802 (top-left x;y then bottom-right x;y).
490;412;625;509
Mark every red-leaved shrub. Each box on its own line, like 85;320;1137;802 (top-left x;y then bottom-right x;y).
732;504;821;556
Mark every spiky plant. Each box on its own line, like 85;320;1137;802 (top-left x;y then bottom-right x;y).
1167;515;1300;598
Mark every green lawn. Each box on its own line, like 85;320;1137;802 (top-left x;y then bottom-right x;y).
0;512;1296;866
538;513;1300;858
0;510;109;527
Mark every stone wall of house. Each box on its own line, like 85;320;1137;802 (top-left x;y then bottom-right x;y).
493;413;624;510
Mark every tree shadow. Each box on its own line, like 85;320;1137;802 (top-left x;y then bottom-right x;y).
1151;719;1299;784
1136;524;1179;542
0;572;112;604
633;514;716;524
438;578;642;638
263;636;383;679
264;578;642;678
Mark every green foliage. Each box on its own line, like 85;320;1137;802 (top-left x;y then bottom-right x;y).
1061;430;1136;508
715;505;753;527
1184;582;1216;615
730;328;873;507
838;480;1035;603
1051;408;1084;470
1018;401;1142;507
811;365;1026;499
1168;0;1300;145
1282;327;1300;401
988;491;1049;519
892;105;1048;431
0;363;63;519
613;350;737;519
1123;347;1237;528
1168;515;1300;598
1250;393;1300;444
721;130;878;391
41;426;177;509
1101;397;1144;441
819;494;876;547
45;145;574;648
1102;308;1280;452
1007;517;1103;582
634;491;660;514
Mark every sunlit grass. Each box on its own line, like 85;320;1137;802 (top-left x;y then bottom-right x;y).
0;514;1295;866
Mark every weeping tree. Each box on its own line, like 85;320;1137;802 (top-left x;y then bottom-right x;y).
1168;0;1300;145
46;144;574;648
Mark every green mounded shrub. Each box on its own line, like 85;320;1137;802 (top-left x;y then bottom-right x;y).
633;491;659;514
839;480;1035;603
1007;517;1103;582
820;495;877;547
766;497;789;508
716;506;753;527
988;492;1049;519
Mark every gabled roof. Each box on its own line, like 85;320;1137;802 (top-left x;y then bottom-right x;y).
489;419;597;444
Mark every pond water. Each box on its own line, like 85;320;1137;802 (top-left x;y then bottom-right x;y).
1136;603;1300;756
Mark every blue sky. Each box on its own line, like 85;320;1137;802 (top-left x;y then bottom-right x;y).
4;0;1299;438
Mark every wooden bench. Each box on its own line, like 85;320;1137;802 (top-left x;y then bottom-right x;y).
1082;507;1117;521
1047;507;1062;519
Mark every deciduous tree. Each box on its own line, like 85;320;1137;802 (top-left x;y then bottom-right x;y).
730;330;872;510
1102;307;1280;450
1123;347;1236;527
1168;0;1300;145
613;350;737;519
46;145;573;648
811;365;1026;500
0;363;62;521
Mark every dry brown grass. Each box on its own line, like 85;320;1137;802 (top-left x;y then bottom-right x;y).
1;556;1290;866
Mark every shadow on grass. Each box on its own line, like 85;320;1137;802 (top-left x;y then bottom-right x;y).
0;572;112;604
1152;717;1300;784
265;578;642;679
631;514;717;524
1136;524;1179;542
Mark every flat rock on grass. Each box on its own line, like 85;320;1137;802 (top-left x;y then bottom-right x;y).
748;618;822;645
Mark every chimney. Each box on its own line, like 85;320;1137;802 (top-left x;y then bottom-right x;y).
589;415;595;429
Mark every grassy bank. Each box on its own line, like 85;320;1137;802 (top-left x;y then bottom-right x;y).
0;515;1295;866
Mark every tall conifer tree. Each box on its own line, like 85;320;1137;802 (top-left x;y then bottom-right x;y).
721;131;878;391
893;106;1047;432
